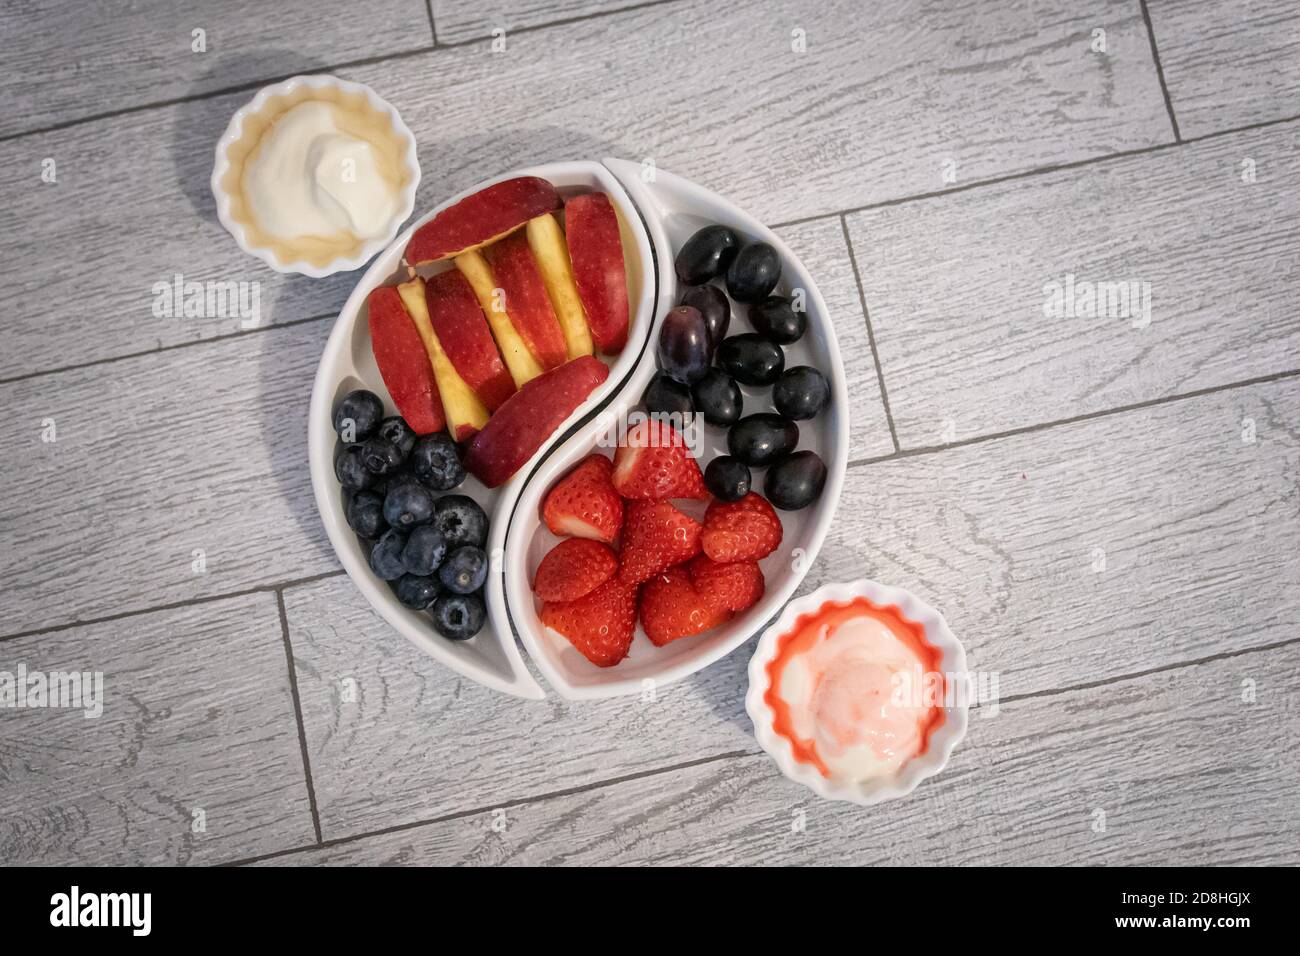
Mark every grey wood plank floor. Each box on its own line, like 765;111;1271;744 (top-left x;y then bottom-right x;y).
1;0;1297;866
430;0;657;45
0;0;1167;380
0;595;316;865
0;0;434;138
848;121;1300;447
1147;0;1300;136
261;644;1300;866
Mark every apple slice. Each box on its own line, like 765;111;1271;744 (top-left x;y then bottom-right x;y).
485;231;568;370
453;249;544;388
564;192;629;354
525;212;594;360
367;286;446;435
395;277;489;442
463;356;609;488
422;268;515;412
406;177;562;265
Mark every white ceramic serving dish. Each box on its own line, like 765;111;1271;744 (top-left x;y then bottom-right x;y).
308;161;658;699
309;158;848;699
744;579;969;804
211;74;421;278
503;161;850;699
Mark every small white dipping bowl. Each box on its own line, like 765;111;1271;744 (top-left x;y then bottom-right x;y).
211;74;420;278
745;579;969;805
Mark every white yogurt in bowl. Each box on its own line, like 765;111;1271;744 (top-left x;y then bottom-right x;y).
212;75;420;277
746;579;969;805
244;101;401;243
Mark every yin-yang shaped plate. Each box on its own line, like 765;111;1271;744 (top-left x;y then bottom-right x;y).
308;159;849;700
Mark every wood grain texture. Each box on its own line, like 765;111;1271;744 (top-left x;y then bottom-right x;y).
802;376;1300;701
259;643;1300;865
280;376;1297;849
0;0;431;138
281;575;757;840
1147;0;1300;137
349;0;1170;226
846;122;1300;448
0;593;315;865
431;0;652;45
0;320;338;637
0;88;365;381
0;0;1170;378
774;217;894;460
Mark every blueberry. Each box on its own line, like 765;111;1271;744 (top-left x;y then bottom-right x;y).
642;372;695;420
335;444;375;491
725;242;781;304
401;525;447;576
369;529;408;580
728;413;799;467
749;296;806;345
383;480;435;530
675;225;741;285
691;369;743;427
433;495;488;549
717;334;784;387
333;389;384;443
430;592;486;641
410;433;466;491
439;545;488;595
345;490;387;539
764;450;827;510
394;573;440;610
361;436;404;475
680;284;730;351
704;455;751;502
369;473;394;499
773;366;831;421
376;416;417;460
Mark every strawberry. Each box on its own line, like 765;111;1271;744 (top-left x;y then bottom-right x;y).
611;418;708;500
542;454;623;543
618;499;703;584
540;577;637;667
533;538;617;602
639;566;731;646
701;492;783;562
688;554;765;612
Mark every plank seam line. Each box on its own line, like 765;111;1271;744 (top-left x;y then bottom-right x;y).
222;631;1299;866
224;747;756;866
5;114;1297;386
997;634;1300;705
0;47;436;144
1139;0;1183;142
424;0;439;45
435;0;687;48
0;569;346;644
0;311;337;386
276;589;325;846
0;0;687;143
846;365;1300;468
7;364;1298;645
840;213;900;453
769;111;1300;230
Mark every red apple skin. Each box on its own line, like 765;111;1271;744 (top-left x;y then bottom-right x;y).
564;192;629;354
485;231;568;370
464;356;610;488
423;268;515;412
406;177;562;265
367;286;446;435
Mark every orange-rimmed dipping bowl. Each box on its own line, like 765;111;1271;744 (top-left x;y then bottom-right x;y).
745;579;969;805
